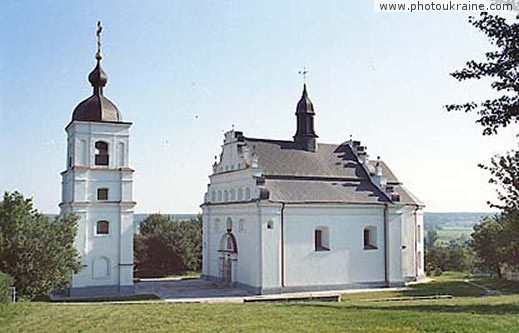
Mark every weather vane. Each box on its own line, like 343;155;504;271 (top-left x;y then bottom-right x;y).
96;21;103;60
298;66;309;84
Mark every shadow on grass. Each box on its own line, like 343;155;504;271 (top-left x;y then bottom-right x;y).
401;280;486;298
288;301;519;316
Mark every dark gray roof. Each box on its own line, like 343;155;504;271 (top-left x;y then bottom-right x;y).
72;94;121;122
246;138;391;204
244;137;423;206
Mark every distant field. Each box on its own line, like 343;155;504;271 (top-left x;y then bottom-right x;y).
435;228;473;244
1;273;518;332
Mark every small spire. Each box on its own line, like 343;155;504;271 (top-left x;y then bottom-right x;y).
88;21;108;95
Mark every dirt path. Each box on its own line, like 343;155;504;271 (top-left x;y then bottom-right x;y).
463;279;502;296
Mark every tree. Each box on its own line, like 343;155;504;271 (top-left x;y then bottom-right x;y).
479;149;519;212
471;215;505;278
0;191;80;299
426;229;438;249
446;12;519;135
134;214;202;277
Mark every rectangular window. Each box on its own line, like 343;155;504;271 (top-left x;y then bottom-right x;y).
315;229;322;249
96;221;109;235
364;229;370;247
97;188;108;200
315;227;330;251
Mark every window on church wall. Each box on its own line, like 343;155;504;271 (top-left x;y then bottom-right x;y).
94;141;109;166
238;188;243;200
315;227;330;251
417;225;422;242
230;189;236;201
217;191;222;202
363;226;377;250
417;251;423;269
96;220;110;235
97;188;109;200
224;190;229;202
211;191;216;202
245;187;251;200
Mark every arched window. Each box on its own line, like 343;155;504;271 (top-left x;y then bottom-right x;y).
315;226;330;251
95;141;109;166
224;190;229;202
219;233;238;254
237;188;243;200
96;220;110;235
226;217;233;232
417;225;422;242
211;191;216;202
97;188;109;200
230;189;236;201
245;187;251;200
217;191;222;202
364;226;378;250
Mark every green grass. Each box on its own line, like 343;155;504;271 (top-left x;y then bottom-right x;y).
1;273;518;332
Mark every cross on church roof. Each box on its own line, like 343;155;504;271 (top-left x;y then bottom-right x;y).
298;66;309;84
96;21;103;61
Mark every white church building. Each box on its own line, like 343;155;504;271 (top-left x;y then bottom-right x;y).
201;84;425;294
59;26;135;296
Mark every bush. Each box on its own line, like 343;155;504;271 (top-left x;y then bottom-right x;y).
0;271;14;304
135;214;202;278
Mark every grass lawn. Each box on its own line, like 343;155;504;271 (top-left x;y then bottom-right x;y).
1;273;518;333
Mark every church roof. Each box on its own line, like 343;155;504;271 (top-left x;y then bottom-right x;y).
245;138;396;205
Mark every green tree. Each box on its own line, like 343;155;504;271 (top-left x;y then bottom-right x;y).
471;216;505;278
480;149;519;212
0;191;80;299
135;214;202;278
446;12;519;135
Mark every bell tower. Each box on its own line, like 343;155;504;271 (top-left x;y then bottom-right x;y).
60;22;135;296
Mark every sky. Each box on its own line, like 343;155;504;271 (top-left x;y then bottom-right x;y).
0;1;516;214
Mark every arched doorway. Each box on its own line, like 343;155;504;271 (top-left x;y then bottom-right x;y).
218;218;238;286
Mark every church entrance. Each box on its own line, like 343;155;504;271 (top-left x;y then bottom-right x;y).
218;219;238;287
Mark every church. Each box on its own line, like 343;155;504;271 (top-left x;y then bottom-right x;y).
201;84;425;293
59;23;424;296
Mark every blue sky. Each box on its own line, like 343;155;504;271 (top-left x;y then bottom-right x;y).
0;1;515;213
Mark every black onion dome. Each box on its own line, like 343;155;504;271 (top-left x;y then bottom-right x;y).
72;94;121;122
296;84;315;115
72;59;121;122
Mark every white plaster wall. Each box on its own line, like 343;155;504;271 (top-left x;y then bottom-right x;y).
61;120;135;291
387;208;404;285
202;203;261;288
283;205;386;287
259;204;283;289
